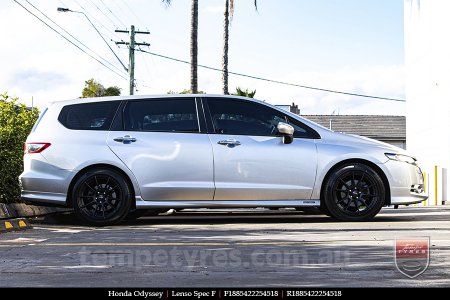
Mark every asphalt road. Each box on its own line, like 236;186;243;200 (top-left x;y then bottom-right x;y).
0;206;449;287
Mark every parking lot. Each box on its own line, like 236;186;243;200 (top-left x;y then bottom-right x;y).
0;206;449;287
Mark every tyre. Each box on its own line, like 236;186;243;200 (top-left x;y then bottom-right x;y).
72;168;132;226
323;163;386;221
125;208;169;220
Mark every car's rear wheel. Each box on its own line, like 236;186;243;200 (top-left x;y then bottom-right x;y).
323;163;385;221
72;168;132;226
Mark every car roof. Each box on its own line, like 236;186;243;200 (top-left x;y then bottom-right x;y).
49;94;256;106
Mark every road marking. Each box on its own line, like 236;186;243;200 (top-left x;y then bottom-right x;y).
0;237;47;243
32;226;91;233
0;240;388;247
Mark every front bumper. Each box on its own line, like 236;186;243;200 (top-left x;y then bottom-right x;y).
384;160;428;205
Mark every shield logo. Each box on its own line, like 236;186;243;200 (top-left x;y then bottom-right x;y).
395;238;430;278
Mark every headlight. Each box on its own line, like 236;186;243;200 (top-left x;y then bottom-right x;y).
385;153;417;165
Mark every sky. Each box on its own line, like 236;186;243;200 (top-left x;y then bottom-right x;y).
0;0;406;115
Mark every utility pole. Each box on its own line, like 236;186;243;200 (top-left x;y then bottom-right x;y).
115;25;150;95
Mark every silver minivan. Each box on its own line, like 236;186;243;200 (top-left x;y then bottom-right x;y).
20;95;427;225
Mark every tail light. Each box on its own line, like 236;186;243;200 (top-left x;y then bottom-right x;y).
24;143;51;154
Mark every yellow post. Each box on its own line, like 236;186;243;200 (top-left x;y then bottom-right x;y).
435;165;438;206
423;172;427;206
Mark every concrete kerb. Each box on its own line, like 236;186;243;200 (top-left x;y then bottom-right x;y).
0;202;71;233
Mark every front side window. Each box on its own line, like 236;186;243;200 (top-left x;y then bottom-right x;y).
58;101;120;130
124;99;199;133
208;99;286;136
207;98;319;138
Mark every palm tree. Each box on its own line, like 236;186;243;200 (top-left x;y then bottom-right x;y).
162;0;198;93
222;0;257;95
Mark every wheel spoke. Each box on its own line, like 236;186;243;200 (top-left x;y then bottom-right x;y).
361;193;377;198
84;181;97;193
357;172;366;188
358;198;368;206
353;200;360;212
104;176;110;189
339;178;351;189
79;200;96;209
94;176;100;188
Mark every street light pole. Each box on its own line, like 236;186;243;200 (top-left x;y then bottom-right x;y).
57;7;128;73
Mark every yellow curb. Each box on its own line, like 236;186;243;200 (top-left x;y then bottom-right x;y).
18;220;27;228
1;219;32;232
5;222;13;230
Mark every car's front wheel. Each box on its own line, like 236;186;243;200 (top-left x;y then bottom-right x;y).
323;163;386;221
72;168;132;226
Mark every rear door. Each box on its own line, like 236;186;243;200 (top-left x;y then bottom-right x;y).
107;97;214;200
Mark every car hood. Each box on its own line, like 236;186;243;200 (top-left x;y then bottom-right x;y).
320;130;408;154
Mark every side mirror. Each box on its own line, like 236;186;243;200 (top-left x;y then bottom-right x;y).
277;122;294;144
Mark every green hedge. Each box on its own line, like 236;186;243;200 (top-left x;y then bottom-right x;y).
0;93;39;203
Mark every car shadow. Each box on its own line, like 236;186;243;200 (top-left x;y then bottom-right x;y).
31;206;449;227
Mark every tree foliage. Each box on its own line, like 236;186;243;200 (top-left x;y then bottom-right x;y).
167;89;205;94
81;78;121;98
234;87;256;98
0;93;39;203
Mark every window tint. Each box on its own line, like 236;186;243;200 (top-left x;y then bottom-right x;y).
208;99;287;136
207;98;319;138
287;117;319;139
58;101;120;130
124;99;199;132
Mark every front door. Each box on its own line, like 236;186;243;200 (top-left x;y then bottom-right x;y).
206;98;318;200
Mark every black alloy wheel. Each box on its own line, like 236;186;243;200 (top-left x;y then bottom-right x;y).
323;163;386;221
72;168;131;226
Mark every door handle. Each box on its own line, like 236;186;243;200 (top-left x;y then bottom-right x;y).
113;135;137;144
217;139;241;147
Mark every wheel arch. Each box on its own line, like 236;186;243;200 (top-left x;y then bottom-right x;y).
319;159;391;206
66;164;136;209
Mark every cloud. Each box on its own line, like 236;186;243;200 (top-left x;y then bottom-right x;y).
221;64;406;115
8;69;70;93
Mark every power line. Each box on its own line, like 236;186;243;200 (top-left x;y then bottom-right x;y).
136;48;406;102
99;0;127;28
87;0;119;29
119;0;147;30
72;0;122;41
24;0;125;76
13;0;127;81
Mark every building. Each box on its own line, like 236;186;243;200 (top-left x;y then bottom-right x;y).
302;115;406;149
276;104;406;149
405;0;449;205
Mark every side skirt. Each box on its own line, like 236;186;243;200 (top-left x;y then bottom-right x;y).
135;198;320;209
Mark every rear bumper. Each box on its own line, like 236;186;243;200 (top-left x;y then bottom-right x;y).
19;154;73;207
21;191;68;207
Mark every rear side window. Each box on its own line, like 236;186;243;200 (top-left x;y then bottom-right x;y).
123;99;199;133
31;107;48;132
58;101;120;130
